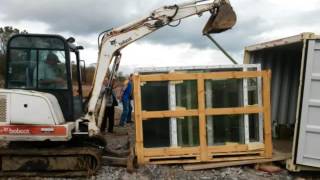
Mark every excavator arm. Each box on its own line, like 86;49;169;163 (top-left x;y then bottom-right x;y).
85;0;236;136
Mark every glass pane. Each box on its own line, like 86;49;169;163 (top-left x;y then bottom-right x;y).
143;118;170;148
205;79;243;108
143;117;200;148
37;50;68;89
175;80;198;109
141;81;169;111
177;117;199;147
249;114;260;142
10;36;65;49
206;115;245;146
248;78;259;105
8;49;37;88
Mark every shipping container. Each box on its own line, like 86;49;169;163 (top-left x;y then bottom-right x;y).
244;32;320;171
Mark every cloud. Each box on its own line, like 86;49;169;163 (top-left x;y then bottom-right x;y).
119;42;235;74
0;0;182;35
1;0;320;59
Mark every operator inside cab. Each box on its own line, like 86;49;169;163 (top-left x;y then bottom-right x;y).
34;52;66;89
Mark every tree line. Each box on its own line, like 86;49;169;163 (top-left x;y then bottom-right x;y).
0;26;27;86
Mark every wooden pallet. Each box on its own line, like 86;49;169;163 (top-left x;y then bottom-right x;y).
183;152;291;171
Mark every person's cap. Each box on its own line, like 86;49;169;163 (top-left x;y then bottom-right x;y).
46;53;60;63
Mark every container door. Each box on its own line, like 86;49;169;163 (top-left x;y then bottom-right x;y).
296;40;320;167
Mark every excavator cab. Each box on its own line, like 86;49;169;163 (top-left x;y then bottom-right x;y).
6;34;84;121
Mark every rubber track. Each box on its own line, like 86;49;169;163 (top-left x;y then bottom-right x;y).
0;147;102;177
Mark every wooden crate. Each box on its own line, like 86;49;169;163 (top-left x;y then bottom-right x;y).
133;70;272;165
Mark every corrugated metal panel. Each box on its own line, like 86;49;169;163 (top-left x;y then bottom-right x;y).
270;54;282;127
278;54;291;125
287;56;300;125
247;43;303;137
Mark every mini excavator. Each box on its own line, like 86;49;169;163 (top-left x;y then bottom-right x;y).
0;0;236;176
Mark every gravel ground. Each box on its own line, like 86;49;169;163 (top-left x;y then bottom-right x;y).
93;164;298;180
93;122;317;180
3;164;320;180
2;109;320;180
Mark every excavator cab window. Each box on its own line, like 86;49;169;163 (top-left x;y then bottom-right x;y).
6;34;78;121
36;50;68;89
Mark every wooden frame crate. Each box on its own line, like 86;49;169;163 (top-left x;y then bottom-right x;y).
134;70;272;165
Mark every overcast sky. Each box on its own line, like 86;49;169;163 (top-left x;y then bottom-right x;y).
1;0;320;74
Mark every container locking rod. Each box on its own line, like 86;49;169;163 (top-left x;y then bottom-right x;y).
205;33;238;64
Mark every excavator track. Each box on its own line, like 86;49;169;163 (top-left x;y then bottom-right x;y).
0;146;102;177
0;135;106;178
0;148;102;177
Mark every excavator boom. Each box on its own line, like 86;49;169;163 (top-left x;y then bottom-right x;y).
86;0;237;136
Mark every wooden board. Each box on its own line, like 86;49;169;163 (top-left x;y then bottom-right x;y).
197;77;208;161
133;75;144;164
183;152;291;171
263;70;273;158
140;71;264;82
143;147;200;157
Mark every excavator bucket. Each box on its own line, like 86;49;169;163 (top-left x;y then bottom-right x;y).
203;2;237;34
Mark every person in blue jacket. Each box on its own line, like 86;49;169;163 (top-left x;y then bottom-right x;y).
120;74;133;126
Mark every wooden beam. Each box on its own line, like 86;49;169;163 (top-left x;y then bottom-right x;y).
248;142;265;151
208;144;249;153
197;77;208;161
146;159;200;165
143;147;200;157
208;156;264;162
140;73;197;82
141;106;263;119
142;110;198;119
140;71;264;82
205;106;263;116
133;75;145;164
243;67;250;144
202;71;264;80
211;150;264;156
183;152;291;171
263;70;273;158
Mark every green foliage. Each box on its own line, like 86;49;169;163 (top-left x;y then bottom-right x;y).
0;54;5;87
0;26;27;85
0;26;28;55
